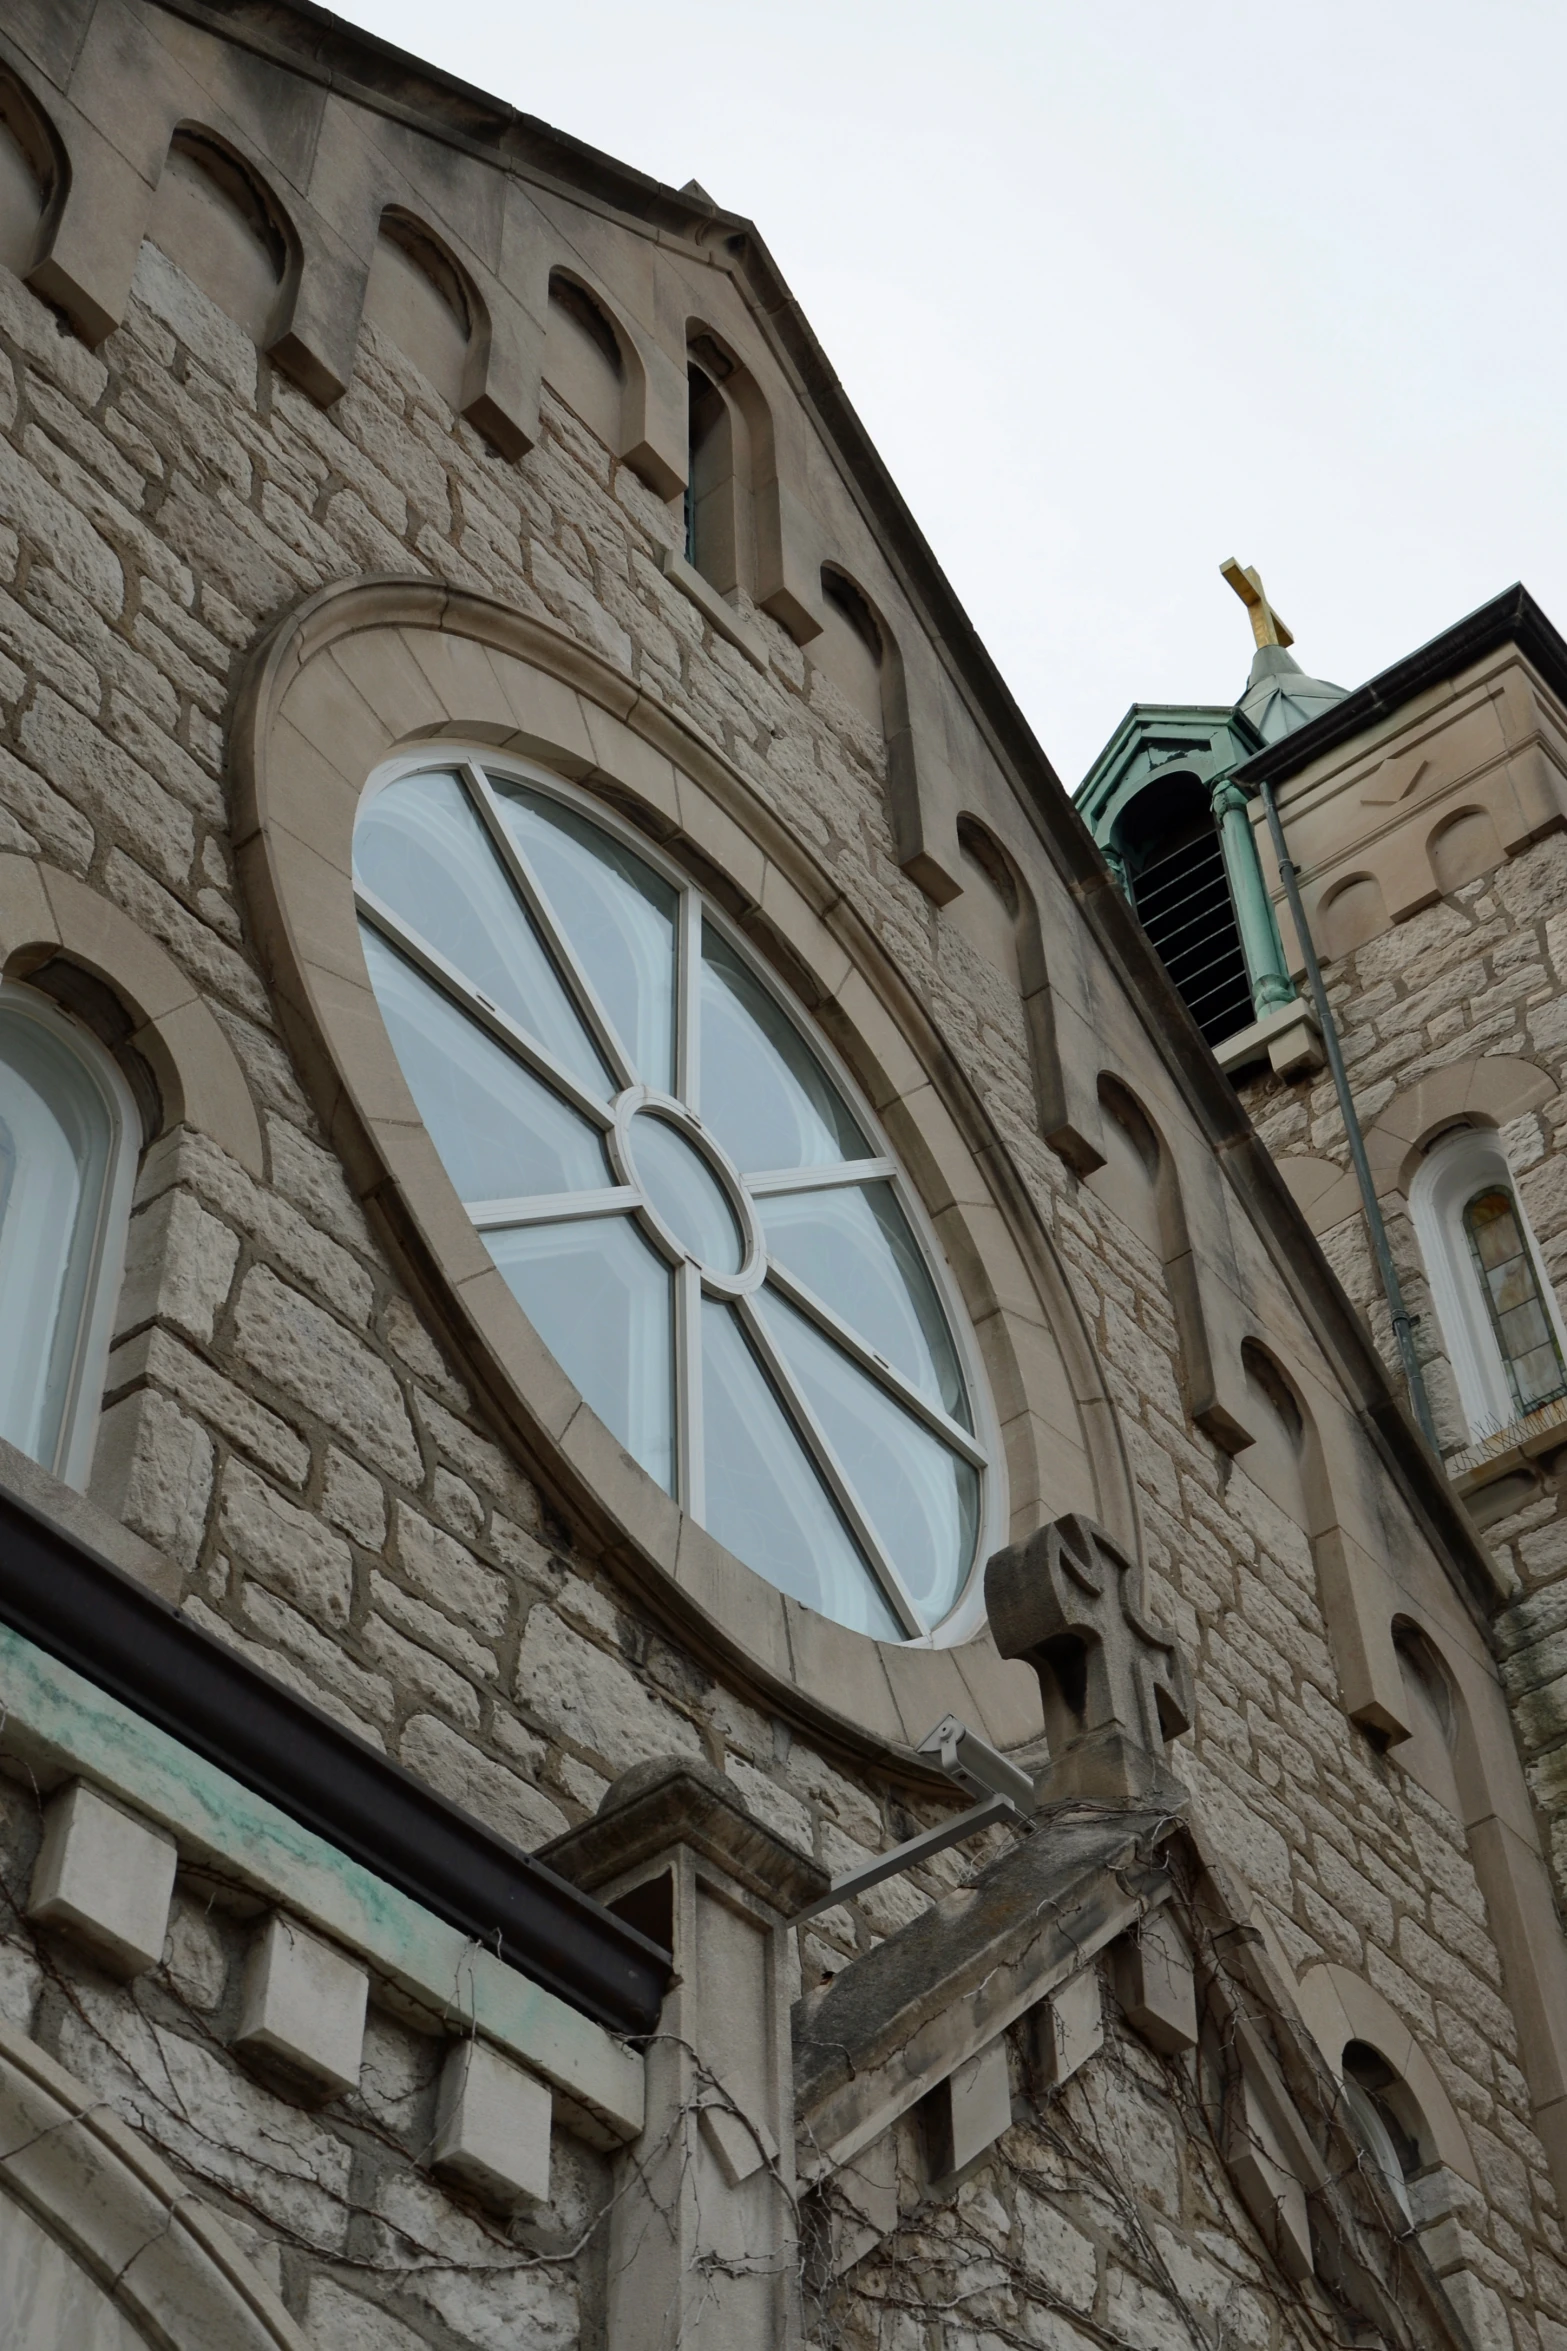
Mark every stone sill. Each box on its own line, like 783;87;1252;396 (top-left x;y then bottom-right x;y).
658;545;768;668
1214;1002;1324;1082
1449;1397;1567;1495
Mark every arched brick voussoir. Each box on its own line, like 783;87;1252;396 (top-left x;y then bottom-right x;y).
0;856;263;1176
1364;1053;1556;1194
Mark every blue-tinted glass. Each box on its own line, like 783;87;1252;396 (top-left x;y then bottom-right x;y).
756;1288;977;1624
758;1181;969;1425
699;928;866;1172
628;1113;742;1272
489;1217;673;1490
362;927;608;1202
0;1007;108;1466
493;785;677;1089
355;771;608;1096
701;1301;900;1638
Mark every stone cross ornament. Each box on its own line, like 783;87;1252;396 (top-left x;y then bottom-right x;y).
985;1513;1194;1805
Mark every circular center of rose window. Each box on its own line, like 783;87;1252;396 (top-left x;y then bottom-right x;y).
619;1099;750;1279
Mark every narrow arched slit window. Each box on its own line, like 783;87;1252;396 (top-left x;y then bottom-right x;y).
1411;1127;1567;1441
353;758;994;1641
0;983;137;1483
1462;1185;1566;1417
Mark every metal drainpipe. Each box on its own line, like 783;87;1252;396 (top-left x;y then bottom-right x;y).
1253;773;1440;1452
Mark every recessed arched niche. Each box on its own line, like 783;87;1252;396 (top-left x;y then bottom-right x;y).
362;210;473;410
1317;872;1389;962
543;273;624;448
1086;1076;1162;1257
1428;804;1502;895
1238;1339;1312;1533
0;73;59;280
1392;1620;1463;1818
146;128;290;342
813;568;884;734
945;817;1023;994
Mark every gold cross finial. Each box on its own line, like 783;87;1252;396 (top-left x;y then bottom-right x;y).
1220;558;1295;651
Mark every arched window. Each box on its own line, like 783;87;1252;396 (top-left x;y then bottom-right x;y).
1409;1127;1567;1440
685;355;736;588
1113;778;1252;1046
352;756;995;1642
1463;1187;1565;1416
1341;2041;1424;2218
0;983;137;1484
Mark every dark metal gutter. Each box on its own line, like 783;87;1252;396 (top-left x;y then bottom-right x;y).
0;1484;671;2036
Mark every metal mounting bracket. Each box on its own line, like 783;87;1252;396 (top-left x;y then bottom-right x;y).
792;1716;1036;1924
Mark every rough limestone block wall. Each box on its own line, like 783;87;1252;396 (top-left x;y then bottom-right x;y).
1240;841;1567;1949
0;172;1563;2336
821;1988;1340;2351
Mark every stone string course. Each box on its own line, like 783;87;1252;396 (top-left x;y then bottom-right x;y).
0;210;1562;2346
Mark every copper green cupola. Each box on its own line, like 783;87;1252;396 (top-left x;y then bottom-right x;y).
1074;562;1342;1076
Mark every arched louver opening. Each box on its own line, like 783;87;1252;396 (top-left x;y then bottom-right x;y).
1116;778;1252;1046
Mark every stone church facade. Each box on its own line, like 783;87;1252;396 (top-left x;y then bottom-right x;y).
0;6;1564;2349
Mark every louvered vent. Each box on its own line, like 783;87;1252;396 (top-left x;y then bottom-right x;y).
1120;779;1253;1048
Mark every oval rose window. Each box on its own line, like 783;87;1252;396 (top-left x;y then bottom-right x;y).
354;758;990;1640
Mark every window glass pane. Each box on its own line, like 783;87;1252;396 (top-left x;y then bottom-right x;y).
701;1300;901;1639
0;1007;111;1465
756;1288;977;1624
1464;1186;1567;1414
699;927;867;1171
491;784;678;1090
355;770;609;1096
758;1181;969;1425
489;1217;673;1490
362;927;609;1202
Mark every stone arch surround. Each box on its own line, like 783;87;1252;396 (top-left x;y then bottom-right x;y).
0;856;263;1177
1294;1959;1479;2185
232;576;1140;1756
0;2015;309;2351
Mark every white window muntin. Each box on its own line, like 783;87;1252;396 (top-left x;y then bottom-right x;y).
1409;1125;1567;1442
0;981;138;1486
353;749;1005;1645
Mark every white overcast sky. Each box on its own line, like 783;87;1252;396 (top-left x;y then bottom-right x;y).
338;0;1567;788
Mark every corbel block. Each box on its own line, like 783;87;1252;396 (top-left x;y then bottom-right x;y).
1018;892;1105;1174
1035;1964;1103;2088
1312;1526;1411;1743
1114;1909;1197;2053
1228;2071;1314;2281
27;103;154;345
27;1781;177;1976
621;334;687;500
755;476;825;645
823;2130;899;2275
236;1912;368;2097
926;2036;1011;2177
267;206;366;408
433;2037;553;2210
